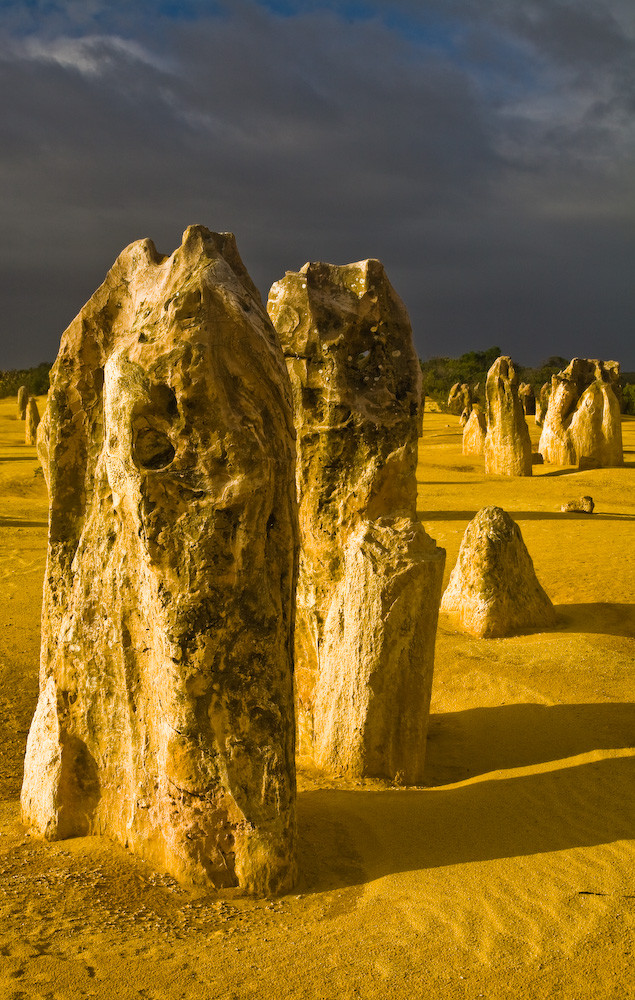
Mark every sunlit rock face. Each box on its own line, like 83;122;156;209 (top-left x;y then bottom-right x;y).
483;357;532;476
268;260;445;783
462;406;486;456
17;385;27;419
21;226;298;895
539;359;623;467
448;382;472;416
441;506;555;638
25;397;40;445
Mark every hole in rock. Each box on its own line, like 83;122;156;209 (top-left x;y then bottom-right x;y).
133;428;176;470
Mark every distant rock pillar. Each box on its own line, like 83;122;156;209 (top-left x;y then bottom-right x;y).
25;397;40;445
539;359;623;467
535;382;550;426
462;406;486;456
268;259;445;784
21;226;298;895
518;382;536;415
483;356;532;476
17;385;28;419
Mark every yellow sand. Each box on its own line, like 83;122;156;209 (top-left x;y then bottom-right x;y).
0;396;633;1000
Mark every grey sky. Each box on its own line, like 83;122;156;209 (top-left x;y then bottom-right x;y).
1;0;633;369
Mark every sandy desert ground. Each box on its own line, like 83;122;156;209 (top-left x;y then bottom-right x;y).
0;395;633;1000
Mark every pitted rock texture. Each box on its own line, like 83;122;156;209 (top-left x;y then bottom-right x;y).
268;259;445;782
448;383;472;416
441;506;556;638
483;357;532;476
539;359;623;467
25;397;40;445
21;226;298;895
518;383;536;415
462;406;486;456
17;385;27;419
535;382;550;426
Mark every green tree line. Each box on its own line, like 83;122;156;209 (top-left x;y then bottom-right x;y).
421;349;635;414
0;363;52;399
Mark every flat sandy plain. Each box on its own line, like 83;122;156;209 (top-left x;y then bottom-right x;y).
0;395;633;1000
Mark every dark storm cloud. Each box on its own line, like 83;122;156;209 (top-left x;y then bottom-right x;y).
0;0;633;369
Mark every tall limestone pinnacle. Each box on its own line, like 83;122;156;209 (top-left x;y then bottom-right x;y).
268;259;445;784
21;226;299;894
483;356;532;476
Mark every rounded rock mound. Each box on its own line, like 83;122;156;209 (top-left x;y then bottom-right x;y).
441;505;556;638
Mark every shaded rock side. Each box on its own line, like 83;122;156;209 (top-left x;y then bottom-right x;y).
535;382;550;426
17;385;27;419
21;225;298;895
268;259;445;781
483;357;532;476
539;359;623;467
518;382;536;415
462;406;486;456
441;506;556;638
25;397;40;445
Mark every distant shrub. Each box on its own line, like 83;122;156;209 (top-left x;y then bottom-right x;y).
0;363;52;399
622;383;635;416
420;346;502;405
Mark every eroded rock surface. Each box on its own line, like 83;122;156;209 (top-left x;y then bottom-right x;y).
462;406;486;456
22;226;298;894
448;383;472;416
441;506;555;638
268;259;445;783
483;357;532;476
25;397;40;445
539;359;623;467
17;385;27;419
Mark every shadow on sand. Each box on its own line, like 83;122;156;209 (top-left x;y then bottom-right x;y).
419;510;635;522
297;757;634;891
424;702;635;785
297;703;635;892
555;602;635;638
0;517;47;529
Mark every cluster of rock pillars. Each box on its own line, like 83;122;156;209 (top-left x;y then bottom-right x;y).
19;226;624;895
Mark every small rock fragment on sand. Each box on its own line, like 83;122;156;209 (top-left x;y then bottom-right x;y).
561;496;595;513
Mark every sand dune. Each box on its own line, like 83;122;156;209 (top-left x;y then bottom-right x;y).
0;397;633;999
